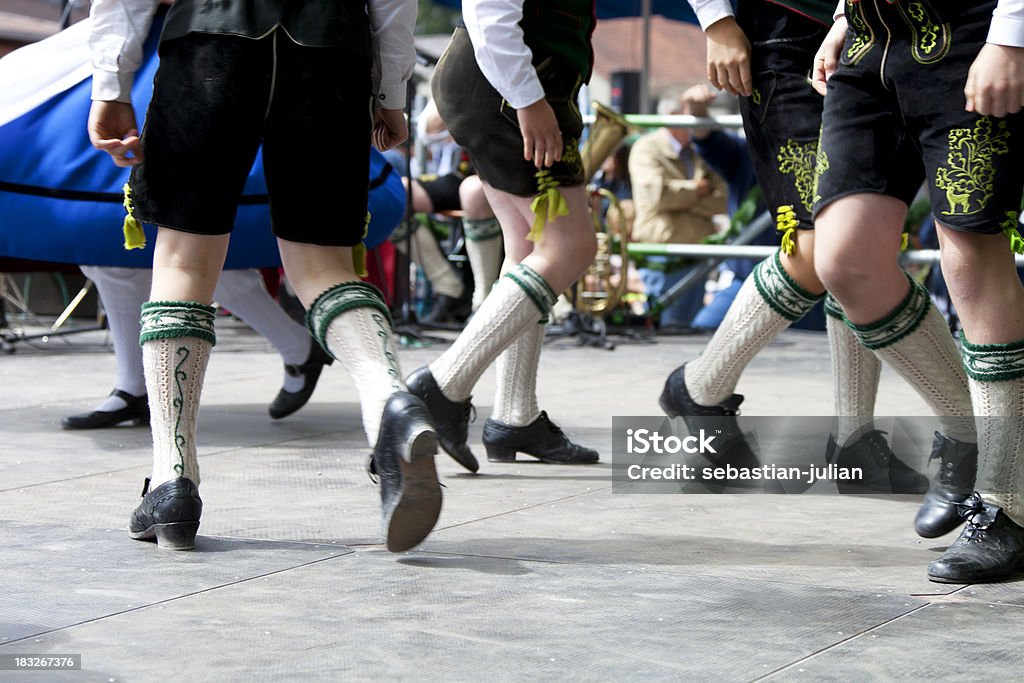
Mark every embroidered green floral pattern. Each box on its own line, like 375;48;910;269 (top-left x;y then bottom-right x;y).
844;1;874;65
898;1;951;64
812;131;829;208
776;139;818;214
936;117;1011;216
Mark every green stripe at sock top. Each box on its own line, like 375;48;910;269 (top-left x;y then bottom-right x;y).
305;281;392;351
139;301;216;346
961;333;1024;382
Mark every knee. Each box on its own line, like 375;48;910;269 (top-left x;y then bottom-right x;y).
812;239;876;297
459;177;492;218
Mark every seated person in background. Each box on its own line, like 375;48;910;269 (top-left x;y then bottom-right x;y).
393;98;504;323
628;86;728;332
678;84;770;330
62;266;330;429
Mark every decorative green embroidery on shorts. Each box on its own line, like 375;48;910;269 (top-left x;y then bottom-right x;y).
777;139;819;214
752;89;762;106
936;117;1011;217
845;0;875;65
812;127;829;208
897;1;951;64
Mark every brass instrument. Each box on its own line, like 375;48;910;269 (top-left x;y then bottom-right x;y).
573;102;631;317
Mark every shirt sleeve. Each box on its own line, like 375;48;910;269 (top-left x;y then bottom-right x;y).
369;0;417;109
989;0;1024;47
462;0;545;110
88;0;160;102
687;0;735;31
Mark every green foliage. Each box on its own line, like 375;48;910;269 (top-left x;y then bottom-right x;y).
417;0;460;35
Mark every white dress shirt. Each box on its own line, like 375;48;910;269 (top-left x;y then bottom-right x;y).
462;0;546;110
687;0;735;31
88;0;416;108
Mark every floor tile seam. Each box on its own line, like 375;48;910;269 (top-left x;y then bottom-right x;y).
384;548;945;599
428;485;615;533
0;431;359;494
753;601;934;681
0;552;349;648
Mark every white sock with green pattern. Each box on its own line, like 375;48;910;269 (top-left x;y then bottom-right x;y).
962;336;1024;526
824;294;881;444
846;274;975;443
463;218;504;311
429;263;556;402
140;301;216;488
685;251;822;406
306;282;405;447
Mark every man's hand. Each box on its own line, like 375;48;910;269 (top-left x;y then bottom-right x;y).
682;84;717;138
696;177;711;198
705;17;752;97
373;108;408;151
517;98;563;169
966;43;1024;117
812;17;847;96
88;100;142;167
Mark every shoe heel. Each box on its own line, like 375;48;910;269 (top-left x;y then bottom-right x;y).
486;445;517;463
153;521;200;550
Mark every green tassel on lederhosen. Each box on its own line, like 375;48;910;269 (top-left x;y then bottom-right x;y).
776;205;798;255
351;212;372;278
528;170;569;242
1002;211;1024;255
122;183;145;250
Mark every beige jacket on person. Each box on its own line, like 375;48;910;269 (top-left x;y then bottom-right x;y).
628;128;728;245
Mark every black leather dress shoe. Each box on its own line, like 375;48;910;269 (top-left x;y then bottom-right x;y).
268;341;334;419
928;492;1024;583
828;430;929;494
659;364;744;425
62;389;149;430
128;477;202;550
483;411;599;464
915;432;978;538
371;392;443;552
405;367;479;473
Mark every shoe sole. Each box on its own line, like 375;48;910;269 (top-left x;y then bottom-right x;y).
485;445;599;465
386;430;443;553
927;567;1023;584
129;521;200;550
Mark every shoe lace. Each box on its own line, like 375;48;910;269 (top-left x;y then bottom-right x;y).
538;411;564;435
463;401;476;424
954;492;988;542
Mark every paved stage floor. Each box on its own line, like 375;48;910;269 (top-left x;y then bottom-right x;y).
1;317;1020;681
